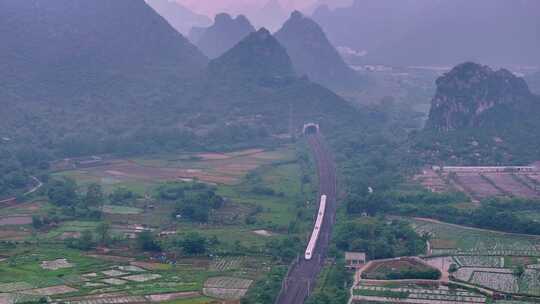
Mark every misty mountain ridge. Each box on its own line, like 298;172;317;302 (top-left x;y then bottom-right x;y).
313;0;540;66
207;28;295;84
0;0;207;102
195;26;360;138
194;13;256;59
275;11;362;92
145;0;211;35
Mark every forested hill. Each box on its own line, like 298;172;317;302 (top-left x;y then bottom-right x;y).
0;0;208;102
275;11;362;92
0;0;371;200
414;62;540;164
194;28;361;137
194;13;256;59
208;28;295;82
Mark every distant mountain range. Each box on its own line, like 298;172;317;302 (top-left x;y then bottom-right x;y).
145;0;211;35
275;11;362;92
416;62;540;164
0;0;359;158
193;13;255;59
312;0;540;67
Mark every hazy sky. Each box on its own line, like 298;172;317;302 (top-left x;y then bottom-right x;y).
175;0;318;16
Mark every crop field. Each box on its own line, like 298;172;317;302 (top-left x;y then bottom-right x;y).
415;168;540;199
454;256;504;267
202;276;253;300
102;205;144;215
0;143;315;304
0;245;254;304
352;282;487;303
52;146;297;191
483;174;538;198
409;218;540;256
455;174;502;198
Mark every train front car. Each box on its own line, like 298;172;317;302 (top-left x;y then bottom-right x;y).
304;195;327;260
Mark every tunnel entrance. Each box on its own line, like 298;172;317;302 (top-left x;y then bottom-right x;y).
303;123;320;135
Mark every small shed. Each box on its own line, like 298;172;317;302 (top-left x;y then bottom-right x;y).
345;252;366;269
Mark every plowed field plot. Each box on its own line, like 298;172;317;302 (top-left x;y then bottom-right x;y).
483;174;538;198
41;259;73;270
23;285;78;296
102;278;127;285
454;256;503;267
209;257;243;272
123;274;161;282
0;216;32;226
456;174;502;198
454;267;513;282
61;295;147;304
0;282;33;293
414;169;450;193
202;277;252;300
470;272;519;293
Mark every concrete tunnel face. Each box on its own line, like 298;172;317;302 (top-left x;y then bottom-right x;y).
303;123;319;135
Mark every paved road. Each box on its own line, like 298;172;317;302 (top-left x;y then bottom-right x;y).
275;134;338;304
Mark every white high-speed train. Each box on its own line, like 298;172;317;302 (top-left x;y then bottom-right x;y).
305;194;327;260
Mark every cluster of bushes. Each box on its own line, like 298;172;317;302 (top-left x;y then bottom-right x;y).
47;178;105;219
364;266;441;280
334;218;427;260
393;195;540;235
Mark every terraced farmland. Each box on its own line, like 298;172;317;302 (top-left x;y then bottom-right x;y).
483;174;538;198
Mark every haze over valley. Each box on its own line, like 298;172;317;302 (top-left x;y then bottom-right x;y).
0;1;539;304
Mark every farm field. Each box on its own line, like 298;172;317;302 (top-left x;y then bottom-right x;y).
0;143;316;303
52;146;297;192
415;167;540;200
408;218;540;256
483;174;538;198
397;219;540;296
0;244;269;304
352;282;488;303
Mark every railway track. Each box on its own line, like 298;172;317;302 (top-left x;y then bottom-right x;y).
275;134;337;304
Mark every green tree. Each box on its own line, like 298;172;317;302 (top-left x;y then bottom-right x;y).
136;231;161;252
514;265;525;277
32;216;43;230
179;232;207;255
47;178;78;206
85;183;104;208
95;222;111;245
